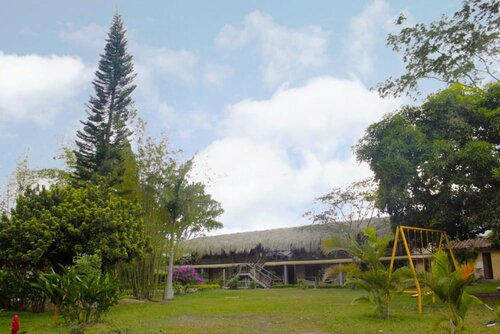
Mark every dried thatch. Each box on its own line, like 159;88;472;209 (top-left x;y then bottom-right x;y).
452;237;491;250
182;217;390;256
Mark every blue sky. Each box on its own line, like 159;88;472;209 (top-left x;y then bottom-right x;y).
0;0;459;233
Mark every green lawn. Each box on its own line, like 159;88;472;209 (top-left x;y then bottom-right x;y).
1;286;499;333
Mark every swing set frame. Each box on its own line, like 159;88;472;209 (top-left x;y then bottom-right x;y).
388;225;458;314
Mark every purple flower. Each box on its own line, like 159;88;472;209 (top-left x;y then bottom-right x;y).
172;266;204;285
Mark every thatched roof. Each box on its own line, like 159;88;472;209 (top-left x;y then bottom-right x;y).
452;237;492;250
182;217;390;256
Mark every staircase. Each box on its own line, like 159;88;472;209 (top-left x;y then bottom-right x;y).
237;261;282;288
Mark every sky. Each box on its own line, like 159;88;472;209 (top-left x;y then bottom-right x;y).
0;0;459;234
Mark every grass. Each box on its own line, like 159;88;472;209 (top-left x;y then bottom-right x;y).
1;285;499;333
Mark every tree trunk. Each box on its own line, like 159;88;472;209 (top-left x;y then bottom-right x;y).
164;243;175;300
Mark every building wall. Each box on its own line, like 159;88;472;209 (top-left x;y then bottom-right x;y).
491;250;500;280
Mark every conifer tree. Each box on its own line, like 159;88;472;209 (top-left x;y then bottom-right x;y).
74;14;136;186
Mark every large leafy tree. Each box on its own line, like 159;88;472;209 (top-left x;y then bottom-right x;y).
0;183;144;271
74;13;137;186
356;83;500;243
377;0;499;98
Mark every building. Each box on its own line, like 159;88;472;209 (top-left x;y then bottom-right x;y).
182;219;391;287
452;237;500;280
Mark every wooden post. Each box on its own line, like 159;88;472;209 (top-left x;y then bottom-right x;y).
222;268;226;286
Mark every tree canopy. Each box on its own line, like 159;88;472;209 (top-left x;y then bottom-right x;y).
162;160;223;300
0;183;145;271
73;13;137;186
356;83;500;243
304;178;380;241
377;0;499;98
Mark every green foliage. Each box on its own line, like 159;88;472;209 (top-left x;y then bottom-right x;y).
73;14;137;187
378;0;499;98
0;183;144;271
322;227;412;319
117;124;174;300
420;251;481;334
304;178;380;241
0;268;46;312
227;275;239;290
161;159;223;300
186;284;221;291
356;83;500;244
32;255;119;332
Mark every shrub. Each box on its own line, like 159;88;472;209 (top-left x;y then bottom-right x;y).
173;282;186;295
0;268;45;312
420;251;481;334
272;284;297;288
172;266;204;286
322;228;412;319
186;284;221;291
32;254;119;333
227;275;239;289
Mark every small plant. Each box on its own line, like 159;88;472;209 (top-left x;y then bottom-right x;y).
32;254;119;333
322;228;411;319
420;251;481;334
227;275;239;289
173;282;186;295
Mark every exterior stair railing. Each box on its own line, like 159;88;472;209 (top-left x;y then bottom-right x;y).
237;260;282;288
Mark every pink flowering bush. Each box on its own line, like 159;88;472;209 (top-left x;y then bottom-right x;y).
173;266;204;285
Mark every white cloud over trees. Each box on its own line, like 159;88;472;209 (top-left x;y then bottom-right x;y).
193;77;400;233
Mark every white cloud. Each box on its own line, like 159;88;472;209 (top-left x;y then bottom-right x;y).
193;76;400;233
59;23;108;50
202;62;233;86
0;51;89;125
134;44;198;85
347;0;392;77
216;11;330;86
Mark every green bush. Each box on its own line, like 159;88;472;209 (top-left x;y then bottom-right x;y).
0;268;46;312
227;275;239;289
173;282;186;295
186;284;221;290
32;254;119;333
272;284;298;289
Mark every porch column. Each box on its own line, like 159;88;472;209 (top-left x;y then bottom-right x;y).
283;265;289;284
223;268;226;285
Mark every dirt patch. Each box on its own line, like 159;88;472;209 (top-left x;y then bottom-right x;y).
118;298;146;304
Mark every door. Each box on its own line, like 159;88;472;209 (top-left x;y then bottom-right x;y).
482;252;493;279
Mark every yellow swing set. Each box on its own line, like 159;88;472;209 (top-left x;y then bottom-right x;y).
388;225;458;314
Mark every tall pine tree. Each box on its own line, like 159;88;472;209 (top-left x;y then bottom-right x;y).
74;14;136;186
